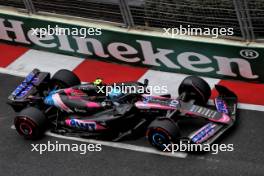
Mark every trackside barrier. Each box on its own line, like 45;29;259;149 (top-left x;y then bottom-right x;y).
0;12;263;82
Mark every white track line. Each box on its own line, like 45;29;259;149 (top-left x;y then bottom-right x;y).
46;131;187;158
6;50;84;76
10;125;187;158
238;103;264;112
0;68;28;77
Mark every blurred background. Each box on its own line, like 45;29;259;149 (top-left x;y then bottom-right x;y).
0;0;263;42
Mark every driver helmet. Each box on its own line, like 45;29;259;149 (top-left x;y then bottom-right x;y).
93;78;103;86
108;87;123;101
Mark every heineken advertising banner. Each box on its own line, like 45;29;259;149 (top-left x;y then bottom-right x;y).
0;13;263;82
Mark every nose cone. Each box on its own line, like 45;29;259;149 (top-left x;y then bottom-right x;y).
44;95;55;106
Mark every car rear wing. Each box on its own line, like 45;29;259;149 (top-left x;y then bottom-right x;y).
7;69;50;111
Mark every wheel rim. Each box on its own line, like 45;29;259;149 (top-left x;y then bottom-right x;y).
19;122;33;135
148;128;171;150
15;117;36;137
152;133;167;147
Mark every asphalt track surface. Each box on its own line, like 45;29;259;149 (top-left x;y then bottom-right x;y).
1;73;264;176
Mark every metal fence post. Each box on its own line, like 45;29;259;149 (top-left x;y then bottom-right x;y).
233;0;255;42
22;0;36;14
119;0;135;27
243;0;255;41
233;0;247;41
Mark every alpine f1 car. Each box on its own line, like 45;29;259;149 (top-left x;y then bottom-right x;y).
8;69;237;151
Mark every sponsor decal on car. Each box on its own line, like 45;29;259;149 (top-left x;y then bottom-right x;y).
191;123;216;143
12;72;39;98
215;98;228;114
66;119;97;131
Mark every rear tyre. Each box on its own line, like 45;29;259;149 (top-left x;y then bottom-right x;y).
14;107;47;140
178;76;211;105
146;118;180;151
51;69;81;89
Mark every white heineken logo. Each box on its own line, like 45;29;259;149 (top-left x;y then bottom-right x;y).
0;18;259;79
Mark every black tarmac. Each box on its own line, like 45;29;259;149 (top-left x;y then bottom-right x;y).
0;73;264;176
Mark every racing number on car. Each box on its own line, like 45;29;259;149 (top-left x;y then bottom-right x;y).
169;100;179;107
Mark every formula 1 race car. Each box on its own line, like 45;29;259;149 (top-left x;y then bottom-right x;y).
8;69;237;150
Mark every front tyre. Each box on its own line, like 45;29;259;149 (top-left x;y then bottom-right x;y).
178;76;211;105
146;118;180;151
14;107;47;140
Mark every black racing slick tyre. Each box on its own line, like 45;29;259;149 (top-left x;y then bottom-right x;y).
178;76;211;105
51;69;81;88
14;107;47;140
146;118;180;151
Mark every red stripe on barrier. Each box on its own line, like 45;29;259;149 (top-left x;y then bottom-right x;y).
0;43;29;67
212;80;264;105
73;59;148;83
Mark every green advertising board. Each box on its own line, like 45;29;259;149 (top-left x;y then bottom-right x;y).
0;12;263;82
